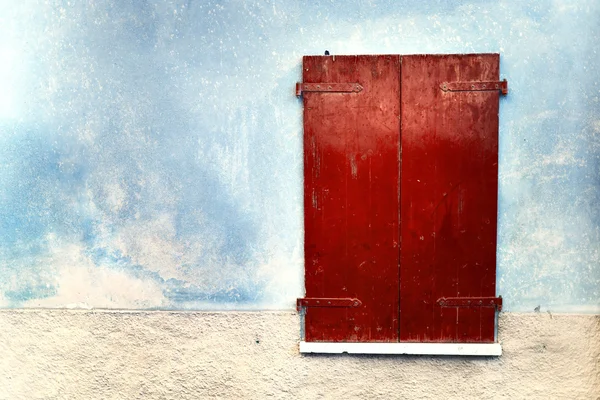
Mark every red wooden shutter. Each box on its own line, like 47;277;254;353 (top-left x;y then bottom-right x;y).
399;54;500;343
301;55;401;342
300;53;502;344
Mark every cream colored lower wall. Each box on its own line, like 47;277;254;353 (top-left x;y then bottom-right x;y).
0;311;598;399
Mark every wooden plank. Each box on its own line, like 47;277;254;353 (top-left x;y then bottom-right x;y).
303;55;401;342
399;54;500;343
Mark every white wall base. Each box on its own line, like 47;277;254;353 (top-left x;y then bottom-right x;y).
0;311;598;399
299;341;502;356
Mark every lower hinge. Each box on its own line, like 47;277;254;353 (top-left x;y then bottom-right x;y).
296;297;362;311
440;79;508;95
437;296;503;311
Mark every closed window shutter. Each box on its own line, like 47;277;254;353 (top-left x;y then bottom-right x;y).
302;55;401;342
400;54;500;343
300;54;502;344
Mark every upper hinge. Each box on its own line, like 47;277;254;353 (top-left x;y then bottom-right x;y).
437;296;503;311
296;297;362;311
296;82;363;97
440;79;508;95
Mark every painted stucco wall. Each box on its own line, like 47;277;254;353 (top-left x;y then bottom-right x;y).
0;0;599;312
0;311;598;399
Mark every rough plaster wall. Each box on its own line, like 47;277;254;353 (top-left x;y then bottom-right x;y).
0;311;598;399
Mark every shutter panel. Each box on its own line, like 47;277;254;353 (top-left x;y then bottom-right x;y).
302;55;401;342
399;54;500;343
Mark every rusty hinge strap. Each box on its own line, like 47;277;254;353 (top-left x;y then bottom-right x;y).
437;296;503;311
296;297;362;311
440;79;508;95
296;82;363;97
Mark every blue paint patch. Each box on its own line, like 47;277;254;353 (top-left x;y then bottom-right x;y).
4;284;57;304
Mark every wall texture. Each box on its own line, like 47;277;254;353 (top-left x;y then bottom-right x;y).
0;311;598;399
0;0;599;312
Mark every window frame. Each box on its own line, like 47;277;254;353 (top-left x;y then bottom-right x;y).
297;53;506;356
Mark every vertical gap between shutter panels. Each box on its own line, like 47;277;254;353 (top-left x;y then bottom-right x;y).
344;57;353;327
436;57;442;342
397;55;402;342
456;60;462;343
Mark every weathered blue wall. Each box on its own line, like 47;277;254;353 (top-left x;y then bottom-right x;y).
0;0;598;312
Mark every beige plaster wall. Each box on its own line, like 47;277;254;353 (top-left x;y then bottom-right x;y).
0;311;598;399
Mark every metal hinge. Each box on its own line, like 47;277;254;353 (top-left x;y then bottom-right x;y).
440;79;508;95
296;82;363;97
437;296;503;311
296;297;362;311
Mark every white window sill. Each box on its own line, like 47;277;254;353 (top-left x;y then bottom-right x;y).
299;341;502;356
